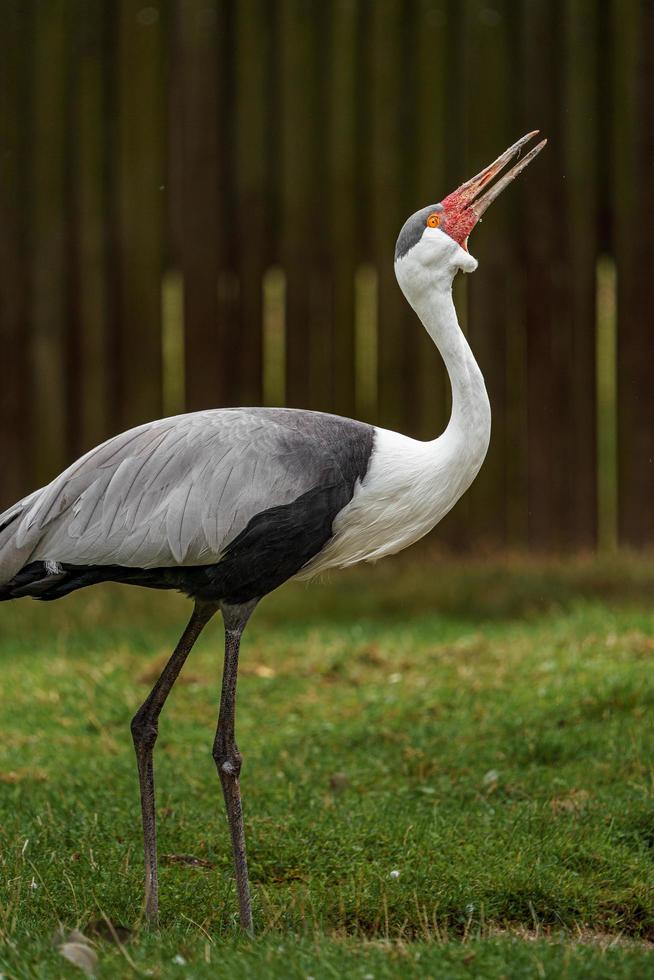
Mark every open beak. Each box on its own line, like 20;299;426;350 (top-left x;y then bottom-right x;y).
441;131;547;249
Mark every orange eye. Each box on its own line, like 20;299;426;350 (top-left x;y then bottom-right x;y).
426;212;441;228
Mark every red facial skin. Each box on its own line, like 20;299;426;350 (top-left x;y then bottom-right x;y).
439;192;479;251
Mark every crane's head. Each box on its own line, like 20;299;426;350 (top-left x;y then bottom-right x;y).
394;131;546;288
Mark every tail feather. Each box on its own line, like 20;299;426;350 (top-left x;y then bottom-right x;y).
0;559;181;601
0;561;69;600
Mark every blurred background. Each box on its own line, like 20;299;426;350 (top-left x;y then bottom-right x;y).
0;0;651;553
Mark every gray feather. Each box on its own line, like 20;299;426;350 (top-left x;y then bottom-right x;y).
0;408;371;583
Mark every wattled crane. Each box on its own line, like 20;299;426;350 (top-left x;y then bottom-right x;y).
0;132;545;931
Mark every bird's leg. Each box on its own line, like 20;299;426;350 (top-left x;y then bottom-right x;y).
130;599;218;925
213;599;258;932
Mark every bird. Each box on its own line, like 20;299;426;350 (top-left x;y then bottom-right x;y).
0;131;545;932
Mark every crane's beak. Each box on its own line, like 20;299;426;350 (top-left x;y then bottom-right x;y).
441;131;547;250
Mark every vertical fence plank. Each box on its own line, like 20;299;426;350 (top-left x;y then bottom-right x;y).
369;0;415;432
216;2;243;408
307;3;334;414
462;0;513;548
279;0;319;410
64;9;82;460
614;0;654;547
519;0;572;550
503;9;529;548
0;1;31;506
519;0;556;550
172;0;222;412
328;0;358;420
30;0;69;486
234;0;270;407
596;255;617;551
114;0;164;429
562;0;599;548
67;0;110;459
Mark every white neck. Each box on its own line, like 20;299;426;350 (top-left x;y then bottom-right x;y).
298;251;493;579
410;276;491;465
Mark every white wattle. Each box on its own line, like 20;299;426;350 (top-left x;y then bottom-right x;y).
300;234;491;579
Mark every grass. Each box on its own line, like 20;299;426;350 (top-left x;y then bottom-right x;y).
1;550;654;977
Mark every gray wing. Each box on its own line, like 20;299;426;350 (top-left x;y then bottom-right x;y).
12;409;340;570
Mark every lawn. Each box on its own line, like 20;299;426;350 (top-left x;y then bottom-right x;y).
1;552;654;978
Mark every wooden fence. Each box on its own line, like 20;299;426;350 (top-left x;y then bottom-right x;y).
0;0;651;551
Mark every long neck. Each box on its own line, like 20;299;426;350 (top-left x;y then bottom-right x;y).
412;278;491;459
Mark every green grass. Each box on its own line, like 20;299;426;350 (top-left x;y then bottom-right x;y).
1;551;654;977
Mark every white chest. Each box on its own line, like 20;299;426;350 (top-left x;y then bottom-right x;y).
299;421;489;579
